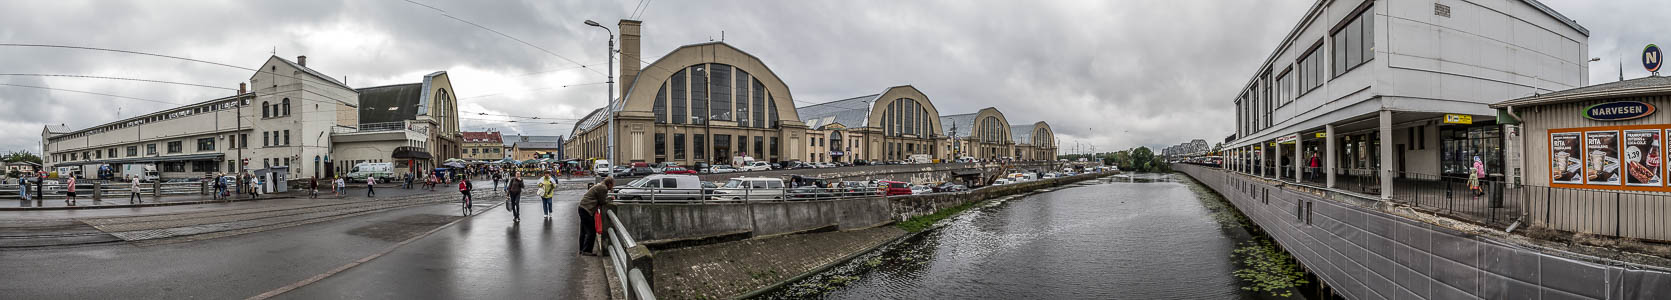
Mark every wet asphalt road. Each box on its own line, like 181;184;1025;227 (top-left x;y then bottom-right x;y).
0;185;602;299
277;189;606;300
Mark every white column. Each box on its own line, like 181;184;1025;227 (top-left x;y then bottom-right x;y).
1325;124;1337;188
1379;110;1394;200
1274;142;1283;180
1294;134;1303;183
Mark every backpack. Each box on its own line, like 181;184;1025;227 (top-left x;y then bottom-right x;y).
459;181;468;191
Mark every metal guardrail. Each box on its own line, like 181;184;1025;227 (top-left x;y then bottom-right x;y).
609;186;886;204
604;209;655;300
1207;164;1671;243
1;181;207;199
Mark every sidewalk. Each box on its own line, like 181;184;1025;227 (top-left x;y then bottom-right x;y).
1;182;442;210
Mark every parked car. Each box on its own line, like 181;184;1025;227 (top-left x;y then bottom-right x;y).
783;161;814;169
661;167;698;175
651;162;678;173
837;181;878;197
878;180;911;196
609;166;632;177
614;174;703;201
909;184;933;195
786;175;835;199
711;177;785;201
693;162;712;174
934;182;968;193
629;163;655;177
708;165;740;173
740;161;773;172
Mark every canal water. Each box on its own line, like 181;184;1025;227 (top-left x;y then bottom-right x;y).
761;173;1320;299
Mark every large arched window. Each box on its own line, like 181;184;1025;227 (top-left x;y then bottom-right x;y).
829;131;843;151
979;116;1005;143
653;63;775;129
883;98;930;137
434;89;451;131
262;101;271;118
281;98;291;116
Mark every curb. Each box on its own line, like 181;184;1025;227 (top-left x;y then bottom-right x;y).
0;196;300;211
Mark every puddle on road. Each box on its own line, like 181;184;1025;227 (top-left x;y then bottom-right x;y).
345;214;460;242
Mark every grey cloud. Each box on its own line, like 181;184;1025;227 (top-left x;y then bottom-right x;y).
0;0;1660;155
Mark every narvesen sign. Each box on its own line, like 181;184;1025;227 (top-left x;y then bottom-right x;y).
1583;101;1656;121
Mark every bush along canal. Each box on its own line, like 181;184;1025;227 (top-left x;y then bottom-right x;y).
753;173;1338;299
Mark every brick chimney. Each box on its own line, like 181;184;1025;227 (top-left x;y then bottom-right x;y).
297;55;308;67
238;82;246;95
619;19;642;97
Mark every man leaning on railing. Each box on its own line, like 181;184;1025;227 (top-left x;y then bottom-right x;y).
579;177;615;256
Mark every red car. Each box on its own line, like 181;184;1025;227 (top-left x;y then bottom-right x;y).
662;167;698;175
878;180;911;196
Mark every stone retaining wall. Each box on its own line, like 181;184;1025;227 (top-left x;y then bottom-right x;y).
616;168;1102;246
1175;164;1671;299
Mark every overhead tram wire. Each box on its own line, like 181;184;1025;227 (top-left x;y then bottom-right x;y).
0;74;235;91
400;0;605;76
0;83;181;105
0;43;362;106
459;81;609;100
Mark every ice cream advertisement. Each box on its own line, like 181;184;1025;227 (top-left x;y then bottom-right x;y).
1551;132;1583;184
1585;130;1622;186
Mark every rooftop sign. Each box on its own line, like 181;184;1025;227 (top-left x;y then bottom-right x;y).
1583;101;1656;121
1646;44;1662;73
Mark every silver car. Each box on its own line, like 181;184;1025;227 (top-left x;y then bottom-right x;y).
710;177;785;201
615;174;703;201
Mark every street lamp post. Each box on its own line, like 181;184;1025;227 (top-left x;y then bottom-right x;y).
585;20;616;174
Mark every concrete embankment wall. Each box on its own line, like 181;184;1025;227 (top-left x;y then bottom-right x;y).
694;161;1060;184
1174;164;1671;299
617;197;895;244
617;170;1104;245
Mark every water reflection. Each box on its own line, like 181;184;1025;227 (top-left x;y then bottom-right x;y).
761;173;1297;299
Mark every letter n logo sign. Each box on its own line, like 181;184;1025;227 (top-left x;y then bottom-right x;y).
1647;44;1663;73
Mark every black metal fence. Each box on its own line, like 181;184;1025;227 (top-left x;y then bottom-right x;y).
1214;165;1671;243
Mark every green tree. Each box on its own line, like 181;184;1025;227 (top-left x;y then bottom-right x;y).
2;151;42;164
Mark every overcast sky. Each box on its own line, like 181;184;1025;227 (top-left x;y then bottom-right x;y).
1;0;1665;155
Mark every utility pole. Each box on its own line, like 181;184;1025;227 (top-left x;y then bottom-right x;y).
585;20;616;172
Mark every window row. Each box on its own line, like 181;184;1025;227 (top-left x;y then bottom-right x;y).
1237;6;1374;137
48;98;248;142
53;136;227;163
652;63;779;129
262;98;292;118
653;133;780;162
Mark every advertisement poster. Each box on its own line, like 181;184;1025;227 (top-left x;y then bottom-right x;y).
1585;131;1622;186
1551;132;1583;184
1624;129;1663;186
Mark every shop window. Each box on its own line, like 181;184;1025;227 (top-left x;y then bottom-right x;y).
197;138;215;151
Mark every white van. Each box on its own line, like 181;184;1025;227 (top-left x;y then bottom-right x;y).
593;160;613;177
346;162;395;183
616;174;704;201
711;177;785;201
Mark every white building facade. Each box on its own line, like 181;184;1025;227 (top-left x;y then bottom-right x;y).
1225;0;1589;197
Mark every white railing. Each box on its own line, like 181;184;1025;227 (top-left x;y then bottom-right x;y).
604;209;656;300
